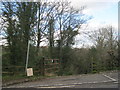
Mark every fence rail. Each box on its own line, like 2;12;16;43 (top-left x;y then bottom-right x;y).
45;63;59;66
45;59;59;61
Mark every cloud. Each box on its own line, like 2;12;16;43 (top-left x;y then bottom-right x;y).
68;1;117;15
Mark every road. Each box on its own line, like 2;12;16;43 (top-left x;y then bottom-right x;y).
3;70;118;88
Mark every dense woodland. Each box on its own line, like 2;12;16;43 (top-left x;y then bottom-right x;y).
1;1;119;76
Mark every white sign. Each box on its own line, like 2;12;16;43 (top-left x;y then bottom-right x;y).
27;68;33;76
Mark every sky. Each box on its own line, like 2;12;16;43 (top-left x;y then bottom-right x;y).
68;0;119;48
0;0;119;47
85;2;118;29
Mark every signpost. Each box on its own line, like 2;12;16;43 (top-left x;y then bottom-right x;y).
27;68;33;76
25;40;33;76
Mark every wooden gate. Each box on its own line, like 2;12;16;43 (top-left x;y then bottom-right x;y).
44;59;60;75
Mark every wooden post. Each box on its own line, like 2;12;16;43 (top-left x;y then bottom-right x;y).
41;57;45;76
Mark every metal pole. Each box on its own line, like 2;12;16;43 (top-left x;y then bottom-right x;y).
25;40;30;74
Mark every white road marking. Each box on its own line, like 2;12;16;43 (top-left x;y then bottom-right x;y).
37;85;75;88
114;82;118;84
38;86;57;88
60;85;75;88
82;80;113;84
102;74;117;81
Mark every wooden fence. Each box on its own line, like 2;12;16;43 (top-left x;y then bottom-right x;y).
2;59;60;76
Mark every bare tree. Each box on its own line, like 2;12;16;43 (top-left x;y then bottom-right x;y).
86;26;118;70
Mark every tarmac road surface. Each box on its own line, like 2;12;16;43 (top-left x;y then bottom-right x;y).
3;70;119;88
